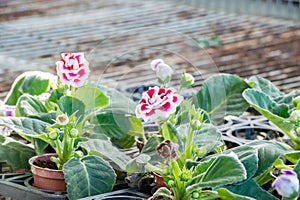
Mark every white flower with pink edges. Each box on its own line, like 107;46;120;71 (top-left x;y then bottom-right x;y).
56;52;90;88
135;86;183;122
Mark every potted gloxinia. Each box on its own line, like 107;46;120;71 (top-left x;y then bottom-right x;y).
125;59;261;199
0;53;143;199
126;59;300;200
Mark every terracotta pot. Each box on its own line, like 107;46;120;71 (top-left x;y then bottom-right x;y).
153;172;167;189
29;153;66;191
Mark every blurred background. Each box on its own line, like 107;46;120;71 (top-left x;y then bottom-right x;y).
0;0;300;98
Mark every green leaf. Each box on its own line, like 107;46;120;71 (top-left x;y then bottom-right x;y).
193;74;250;123
193;123;222;154
243;89;289;118
225;179;278;200
126;153;151;174
274;90;300;110
63;156;116;200
216;188;256;200
15;94;56;124
248;76;283;98
242;89;299;146
188;153;246;192
141;135;164;165
4;71;56;105
0;117;50;138
110;134;135;149
92;112;143;138
284;151;300;164
58;95;85;122
152;187;174;200
75;85;109;112
247;140;287;177
97;85;136;115
80;139;131;171
0;136;36;169
224;145;258;179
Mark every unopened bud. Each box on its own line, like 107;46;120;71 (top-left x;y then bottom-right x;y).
70;128;79;138
180;72;195;89
48;131;59;140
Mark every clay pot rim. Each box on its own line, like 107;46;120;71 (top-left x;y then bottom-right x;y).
28;153;61;172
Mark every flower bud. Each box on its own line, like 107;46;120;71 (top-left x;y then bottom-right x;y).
56;114;69;126
74;150;84;158
167;180;175;187
272;169;299;198
150;59;173;83
192;191;200;199
180;171;191;182
180;72;195;89
296;127;300;136
191;119;202;130
150;59;164;71
48;130;59;140
70;128;79;138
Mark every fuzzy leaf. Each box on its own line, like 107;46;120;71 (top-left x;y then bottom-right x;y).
188;153;246;192
81;139;131;171
0;135;35;169
193;74;250;123
63;156;116;200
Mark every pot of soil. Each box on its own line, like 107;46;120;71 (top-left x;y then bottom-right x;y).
28;153;66;191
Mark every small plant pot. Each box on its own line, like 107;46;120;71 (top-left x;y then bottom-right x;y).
29;153;66;191
153;172;167;190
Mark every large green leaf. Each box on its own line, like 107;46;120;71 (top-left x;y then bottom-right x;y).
193;123;222;154
0;135;35;169
248;76;283;98
4;71;56;105
247;140;287;177
97;85;136;115
0;117;50;154
15;94;56;124
187;153;246;192
58;96;85;122
274;90;300;110
81;139;131;171
193;74;250;123
242;89;299;145
0;117;50;138
224;146;258;179
63;156;116;200
216;188;256;200
75;85;109;112
92;111;143;139
225;179;278;200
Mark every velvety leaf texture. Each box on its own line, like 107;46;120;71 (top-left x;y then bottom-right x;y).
63;156;116;200
194;74;250;124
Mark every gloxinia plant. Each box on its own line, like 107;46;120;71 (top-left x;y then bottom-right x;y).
242;75;300;150
126;59;257;199
0;52;143;199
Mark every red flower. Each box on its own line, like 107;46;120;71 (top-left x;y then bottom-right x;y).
56;53;90;88
135;86;183;122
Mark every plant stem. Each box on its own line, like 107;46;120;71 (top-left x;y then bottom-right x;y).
185;126;193;159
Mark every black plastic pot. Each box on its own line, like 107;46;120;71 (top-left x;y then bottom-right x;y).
78;188;150;200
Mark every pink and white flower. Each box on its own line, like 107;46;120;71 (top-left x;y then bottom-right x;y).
135;86;183;122
56;52;90;88
150;59;173;82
